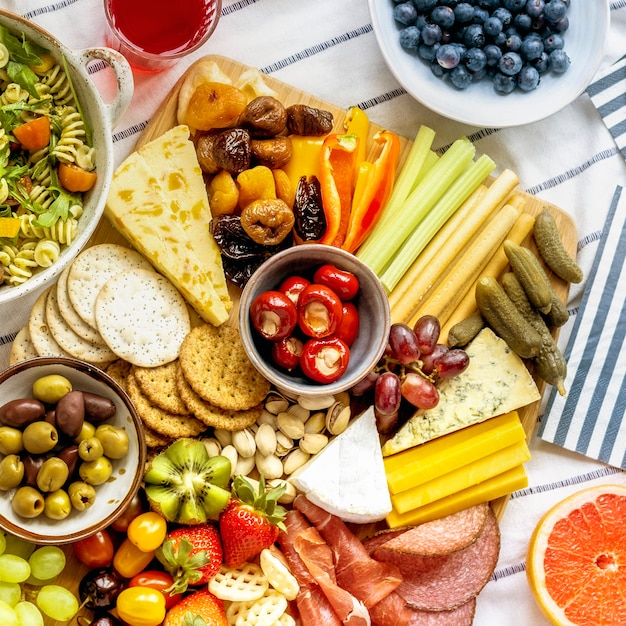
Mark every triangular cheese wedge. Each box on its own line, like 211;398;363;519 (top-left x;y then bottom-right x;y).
289;406;392;524
382;327;541;456
105;125;231;326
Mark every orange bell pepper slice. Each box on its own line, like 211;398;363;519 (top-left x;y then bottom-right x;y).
318;133;359;247
342;130;401;253
13;116;51;152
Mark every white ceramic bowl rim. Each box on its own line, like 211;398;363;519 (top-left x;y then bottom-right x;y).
0;10;134;307
368;0;610;127
0;356;146;544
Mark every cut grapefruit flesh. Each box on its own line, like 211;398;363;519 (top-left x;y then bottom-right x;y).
527;483;626;626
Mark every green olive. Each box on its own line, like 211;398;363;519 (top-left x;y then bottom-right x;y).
12;486;45;518
95;424;129;460
32;374;72;404
68;481;96;511
22;422;58;455
79;456;112;486
74;421;96;444
36;457;69;493
0;454;25;491
0;426;23;455
78;437;104;462
43;489;72;520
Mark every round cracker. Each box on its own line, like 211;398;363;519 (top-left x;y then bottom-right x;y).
105;359;133;391
175;362;261;431
133;361;190;415
28;287;72;358
10;326;39;365
46;287;117;364
179;324;270;411
67;243;153;328
56;264;106;344
126;370;206;439
95;269;191;368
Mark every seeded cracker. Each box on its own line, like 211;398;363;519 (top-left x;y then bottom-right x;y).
10;326;38;364
179;324;270;411
133;361;191;415
126;370;206;439
28;287;72;358
105;359;133;389
175;362;261;431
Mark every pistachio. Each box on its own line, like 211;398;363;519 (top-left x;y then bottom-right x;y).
304;411;326;434
299;433;329;455
213;429;232;448
200;437;222;457
283;448;311;475
268;478;297;504
297;394;336;411
255;422;278;456
326;402;351;435
277;412;306;440
256;409;278;429
234;454;256;477
275;431;294;456
334;391;351;407
287;404;310;422
232;428;256;458
255;451;284;480
220;444;239;477
265;398;290;415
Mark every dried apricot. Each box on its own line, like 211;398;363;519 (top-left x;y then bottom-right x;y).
184;82;248;131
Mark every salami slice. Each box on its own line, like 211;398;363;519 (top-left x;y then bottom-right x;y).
405;598;476;625
373;506;500;611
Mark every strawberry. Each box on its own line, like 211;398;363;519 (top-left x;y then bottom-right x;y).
163;588;228;626
219;475;287;568
156;523;223;594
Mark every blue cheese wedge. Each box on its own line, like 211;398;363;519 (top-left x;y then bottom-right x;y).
289;406;392;523
105;125;231;326
382;327;541;457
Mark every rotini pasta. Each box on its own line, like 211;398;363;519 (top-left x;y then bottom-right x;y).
34;238;61;267
51;106;95;168
5;241;38;286
19;213;79;246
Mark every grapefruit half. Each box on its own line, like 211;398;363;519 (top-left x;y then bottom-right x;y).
527;483;626;626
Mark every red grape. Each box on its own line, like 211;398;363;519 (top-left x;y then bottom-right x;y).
400;372;439;409
351;370;380;396
413;315;440;355
374;408;399;434
374;371;402;415
421;343;448;375
388;323;421;364
434;348;470;378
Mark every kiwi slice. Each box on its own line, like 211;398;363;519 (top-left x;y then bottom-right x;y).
144;438;231;525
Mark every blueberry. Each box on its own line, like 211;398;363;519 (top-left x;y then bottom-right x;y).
533;51;550;73
418;42;441;62
399;25;421;49
431;5;456;29
484;44;503;67
421;23;443;45
543;33;564;52
525;0;545;18
464;23;485;48
493;32;507;46
544;0;567;22
483;17;503;37
412;0;437;11
504;33;522;51
436;43;462;69
477;0;499;10
551;16;569;33
393;2;418;26
503;0;526;10
514;13;532;33
453;3;475;23
415;15;429;30
465;47;487;72
439;0;459;6
548;48;570;73
517;65;540;91
430;61;447;78
450;65;473;89
492;8;512;29
520;36;543;61
493;72;517;93
499;51;523;75
472;7;490;24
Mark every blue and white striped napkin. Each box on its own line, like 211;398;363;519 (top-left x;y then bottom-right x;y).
539;184;626;468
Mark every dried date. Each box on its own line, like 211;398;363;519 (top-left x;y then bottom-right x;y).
293;175;326;242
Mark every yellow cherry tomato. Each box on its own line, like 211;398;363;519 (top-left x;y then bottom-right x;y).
116;586;166;626
113;538;155;579
127;511;167;553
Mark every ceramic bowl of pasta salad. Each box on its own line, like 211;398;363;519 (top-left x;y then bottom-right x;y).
0;10;134;308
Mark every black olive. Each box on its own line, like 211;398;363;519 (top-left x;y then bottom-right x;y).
78;567;125;611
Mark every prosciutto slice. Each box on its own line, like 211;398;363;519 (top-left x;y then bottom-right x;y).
293;495;402;609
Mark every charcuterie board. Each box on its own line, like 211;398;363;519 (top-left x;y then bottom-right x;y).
47;55;576;625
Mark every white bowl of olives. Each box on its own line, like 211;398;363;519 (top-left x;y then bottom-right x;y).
0;357;146;544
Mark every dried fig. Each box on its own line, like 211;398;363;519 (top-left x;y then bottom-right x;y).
286;104;334;136
238;96;287;137
251;137;293;169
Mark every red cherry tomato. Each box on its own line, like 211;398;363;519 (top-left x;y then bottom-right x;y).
72;529;115;568
111;490;147;532
129;570;182;610
335;302;360;346
313;264;360;301
277;275;311;306
250;290;298;341
300;336;350;383
297;284;344;338
271;336;304;371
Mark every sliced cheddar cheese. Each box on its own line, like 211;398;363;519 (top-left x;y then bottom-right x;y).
105;125;232;326
382;327;540;456
384;410;526;494
386;464;529;528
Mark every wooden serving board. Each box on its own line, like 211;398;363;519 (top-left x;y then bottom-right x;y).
47;55;576;625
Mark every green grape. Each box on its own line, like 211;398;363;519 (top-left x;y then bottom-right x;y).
28;546;66;581
0;599;18;626
0;555;31;584
36;585;79;622
0;581;21;607
3;535;36;560
0;532;6;556
15;601;44;626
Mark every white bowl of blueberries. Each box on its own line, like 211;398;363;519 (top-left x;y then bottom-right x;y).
368;0;610;127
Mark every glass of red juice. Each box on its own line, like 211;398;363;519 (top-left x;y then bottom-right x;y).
104;0;221;73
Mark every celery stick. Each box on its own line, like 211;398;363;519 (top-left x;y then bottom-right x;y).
356;137;475;275
380;153;496;293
